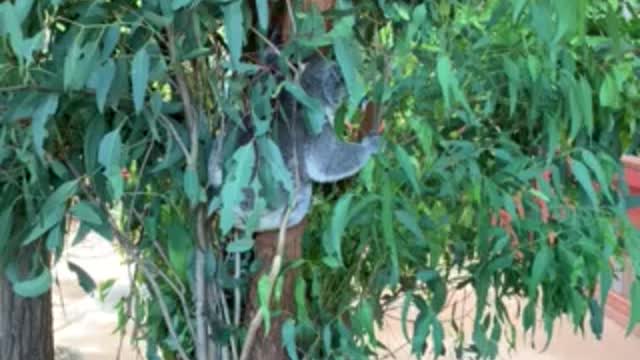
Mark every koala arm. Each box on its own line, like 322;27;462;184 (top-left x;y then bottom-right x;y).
304;124;380;183
253;182;312;231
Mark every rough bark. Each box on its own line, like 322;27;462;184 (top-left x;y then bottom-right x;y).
0;272;54;360
246;220;306;360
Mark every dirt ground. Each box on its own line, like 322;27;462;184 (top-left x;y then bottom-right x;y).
53;233;640;360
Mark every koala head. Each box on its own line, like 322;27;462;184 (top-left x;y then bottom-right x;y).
300;57;346;111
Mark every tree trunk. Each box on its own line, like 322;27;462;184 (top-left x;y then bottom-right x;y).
246;220;306;360
0;262;54;360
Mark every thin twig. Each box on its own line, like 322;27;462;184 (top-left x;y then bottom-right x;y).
239;207;293;360
141;265;192;360
195;207;209;360
63;161;192;360
159;114;192;164
234;251;241;327
285;0;297;35
249;27;299;75
167;25;199;167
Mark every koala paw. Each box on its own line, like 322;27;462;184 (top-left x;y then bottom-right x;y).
363;135;383;154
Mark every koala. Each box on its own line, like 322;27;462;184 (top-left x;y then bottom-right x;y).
208;55;380;232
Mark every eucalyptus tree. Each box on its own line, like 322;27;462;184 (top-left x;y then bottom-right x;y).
0;1;639;360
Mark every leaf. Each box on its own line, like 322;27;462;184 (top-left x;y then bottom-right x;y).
45;225;62;252
295;277;310;324
172;0;192;10
589;299;603;340
67;261;97;294
223;1;244;69
257;138;293;194
84;117;107;173
578;76;594;136
220;143;255;235
70;201;103;225
255;0;269;32
570;158;599;207
98;129;122;169
582;150;612;202
333;30;365;108
23;180;79;245
437;55;453;110
382;176;399;285
183;167;203;208
599;73;621;109
282;319;299;360
131;47;150;114
627;280;640;336
257;275;271;333
31;94;59;159
167;222;193;280
0;202;16;250
283;82;324;134
395;210;426;245
87;59;116;113
529;245;552;295
395;146;420;193
227;238;254;253
328;193;353;265
13;268;52;298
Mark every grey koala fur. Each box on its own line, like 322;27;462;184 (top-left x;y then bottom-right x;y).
208;56;380;232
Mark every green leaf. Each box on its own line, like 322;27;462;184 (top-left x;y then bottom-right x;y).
0;202;16;250
13;268;52;298
283;82;324;134
328;193;353;266
578;76;594;136
599;73;621;109
529;245;552;295
67;261;97;294
382;176;399;285
223;1;244;69
282;319;299;360
167;222;193;280
581;150;612;202
257;138;293;194
23;180;79;245
98;129;122;169
87;59;116;113
45;225;62;252
227;238;254;253
256;0;269;32
84;117;107;173
131;47;150;114
70;201;103;226
220;143;255;235
172;0;192;10
395;210;426;246
333;30;365;108
570;158;599;207
258;275;271;333
183;167;203;208
589;299;603;340
295;277;310;324
627;280;640;336
32;94;59;159
395;146;420;193
437;55;453;110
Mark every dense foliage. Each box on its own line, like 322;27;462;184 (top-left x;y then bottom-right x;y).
1;0;639;359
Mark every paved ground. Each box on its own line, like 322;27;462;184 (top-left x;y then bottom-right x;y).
53;232;138;360
53;233;640;359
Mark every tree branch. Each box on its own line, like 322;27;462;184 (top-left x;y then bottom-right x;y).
239;207;293;360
